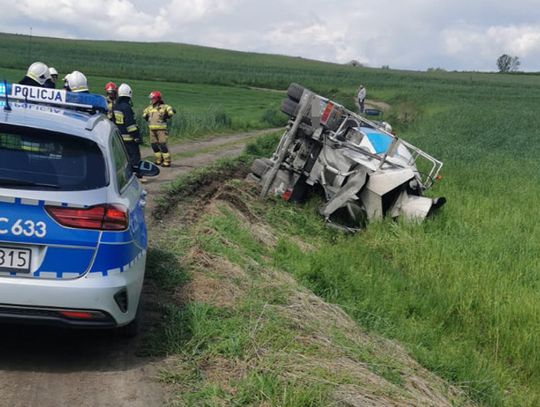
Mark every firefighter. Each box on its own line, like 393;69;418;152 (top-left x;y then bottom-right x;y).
64;71;89;93
143;91;176;167
47;67;58;88
104;82;117;120
113;83;142;168
19;62;51;87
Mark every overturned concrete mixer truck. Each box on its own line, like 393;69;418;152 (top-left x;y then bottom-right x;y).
250;83;446;232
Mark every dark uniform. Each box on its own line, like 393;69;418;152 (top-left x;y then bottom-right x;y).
113;97;142;167
44;78;56;89
19;76;45;87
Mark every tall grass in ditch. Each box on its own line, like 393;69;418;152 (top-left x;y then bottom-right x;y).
267;94;540;406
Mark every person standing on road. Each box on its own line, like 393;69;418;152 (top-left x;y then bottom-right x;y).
113;83;142;168
104;82;118;120
143;91;176;167
357;84;366;113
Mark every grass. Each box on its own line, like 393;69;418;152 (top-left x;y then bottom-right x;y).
256;93;540;405
151;92;540;406
142;136;471;406
0;65;286;141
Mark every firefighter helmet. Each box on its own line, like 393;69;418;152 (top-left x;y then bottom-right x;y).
105;82;117;94
48;67;58;78
118;83;132;98
66;71;88;93
149;91;162;103
26;62;51;85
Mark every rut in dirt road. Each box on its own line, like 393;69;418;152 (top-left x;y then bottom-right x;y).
0;128;279;407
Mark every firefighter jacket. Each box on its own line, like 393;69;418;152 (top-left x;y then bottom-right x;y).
113;97;141;142
106;95;116;120
19;76;44;87
18;76;55;88
143;102;176;130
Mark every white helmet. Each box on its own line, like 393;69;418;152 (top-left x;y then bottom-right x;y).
118;83;132;98
49;67;58;77
26;62;50;85
66;71;88;93
62;73;71;90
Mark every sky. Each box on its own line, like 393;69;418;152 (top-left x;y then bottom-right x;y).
2;0;540;72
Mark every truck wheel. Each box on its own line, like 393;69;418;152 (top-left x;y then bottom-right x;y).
287;83;305;102
281;98;299;117
251;158;273;178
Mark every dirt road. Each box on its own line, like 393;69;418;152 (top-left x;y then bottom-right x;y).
0;128;278;407
141;128;279;213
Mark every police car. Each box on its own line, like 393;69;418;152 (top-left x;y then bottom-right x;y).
0;82;159;336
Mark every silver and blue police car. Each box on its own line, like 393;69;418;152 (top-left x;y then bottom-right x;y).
0;82;159;336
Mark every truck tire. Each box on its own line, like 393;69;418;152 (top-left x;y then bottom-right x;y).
287;83;305;102
281;98;299;117
251;158;273;178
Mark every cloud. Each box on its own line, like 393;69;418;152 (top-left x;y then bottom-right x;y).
7;0;172;40
164;0;236;22
2;0;540;71
441;23;540;70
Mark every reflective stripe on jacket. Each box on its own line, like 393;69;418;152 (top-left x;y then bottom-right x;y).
106;96;116;120
143;103;176;130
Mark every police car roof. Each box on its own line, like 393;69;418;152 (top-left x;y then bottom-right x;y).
1;101;112;141
0;82;111;140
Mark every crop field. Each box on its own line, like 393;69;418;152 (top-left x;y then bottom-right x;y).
0;65;285;140
1;32;540;406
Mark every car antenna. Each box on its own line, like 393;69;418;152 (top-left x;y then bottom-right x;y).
3;80;11;111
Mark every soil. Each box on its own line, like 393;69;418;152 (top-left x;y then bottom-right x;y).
0;128;276;407
141;128;279;215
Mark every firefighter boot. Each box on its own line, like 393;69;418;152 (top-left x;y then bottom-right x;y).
162;152;171;167
154;152;163;166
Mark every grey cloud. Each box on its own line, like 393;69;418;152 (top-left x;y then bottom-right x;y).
1;0;540;71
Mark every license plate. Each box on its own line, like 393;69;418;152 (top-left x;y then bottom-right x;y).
0;246;31;273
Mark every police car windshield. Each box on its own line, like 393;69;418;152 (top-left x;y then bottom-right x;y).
0;124;107;191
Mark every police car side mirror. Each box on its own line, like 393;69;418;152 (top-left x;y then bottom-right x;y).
134;160;160;177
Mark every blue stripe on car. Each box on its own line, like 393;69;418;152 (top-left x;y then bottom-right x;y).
89;242;141;276
365;131;393;154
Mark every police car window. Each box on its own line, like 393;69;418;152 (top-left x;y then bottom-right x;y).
111;132;132;191
0;124;107;191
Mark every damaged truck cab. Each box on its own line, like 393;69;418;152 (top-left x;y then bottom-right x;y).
251;83;445;231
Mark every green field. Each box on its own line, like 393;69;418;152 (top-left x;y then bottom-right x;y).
0;65;286;141
1;32;540;406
